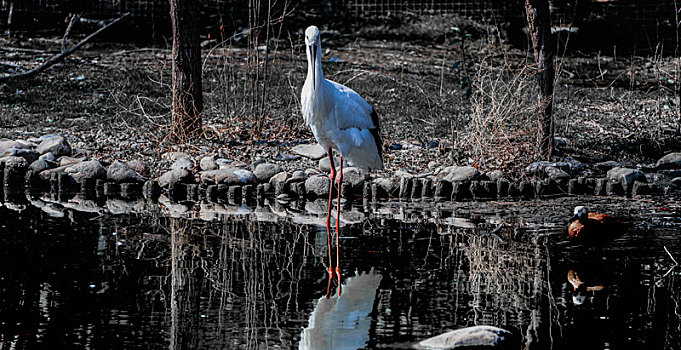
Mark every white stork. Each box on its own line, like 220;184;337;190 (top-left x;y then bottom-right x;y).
301;25;383;298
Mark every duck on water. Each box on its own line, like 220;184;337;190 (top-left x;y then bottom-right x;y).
568;206;630;244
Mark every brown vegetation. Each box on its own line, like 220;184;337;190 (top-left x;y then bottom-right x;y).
0;14;678;177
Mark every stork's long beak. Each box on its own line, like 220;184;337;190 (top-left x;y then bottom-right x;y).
310;44;318;90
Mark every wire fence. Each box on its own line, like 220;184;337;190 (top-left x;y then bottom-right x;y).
0;0;175;18
1;0;678;47
2;0;678;25
340;0;524;19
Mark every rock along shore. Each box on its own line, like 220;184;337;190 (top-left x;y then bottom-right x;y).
2;135;681;205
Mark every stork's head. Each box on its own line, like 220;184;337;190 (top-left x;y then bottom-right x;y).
304;26;321;90
571;206;587;222
305;25;320;47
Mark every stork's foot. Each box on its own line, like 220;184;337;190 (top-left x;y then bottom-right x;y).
325;266;335;299
335;266;342;297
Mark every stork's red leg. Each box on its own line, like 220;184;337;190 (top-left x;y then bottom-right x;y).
325;148;336;299
335;155;343;296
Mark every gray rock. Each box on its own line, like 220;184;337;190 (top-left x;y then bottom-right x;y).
0;140;18;153
272;152;300;162
107;161;145;183
545;166;570;182
410;178;422;199
58;156;82;167
646;172;669;184
304;175;331;197
671;177;681;187
36;136;71;157
30;159;52;172
606;180;625;196
199;168;257;185
658;170;681;179
564;157;585;173
158;169;192;188
0;140;34;153
0;155;28;168
292;143;327;160
395;169;414;179
434;179;453;198
632;181;651;196
162;151;190;161
71;148;90;157
64;160;106;183
2;147;39;163
554;137;568;148
200;156;217;171
305;168;321;176
441;166;481;183
269;171;289;185
233;169;257;184
106;198;138;215
38;165;69;180
606;167;647;192
287;170;308;183
318;156;341;172
39;152;56;162
342;167;368;190
170;157;195;171
496;178;510;197
254;163;283;182
418;325;513;349
399;177;412;198
126;160;149;176
525;161;570;176
374;177;399;197
251;158;266;168
215;158;233;169
594;178;608;196
595;160;625;171
656;152;681;170
486;170;506;181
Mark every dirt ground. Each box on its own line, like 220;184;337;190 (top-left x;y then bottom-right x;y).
0;15;679;179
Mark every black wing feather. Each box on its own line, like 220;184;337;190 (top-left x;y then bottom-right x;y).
369;108;383;161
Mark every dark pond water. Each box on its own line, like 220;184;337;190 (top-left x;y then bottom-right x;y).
1;193;680;349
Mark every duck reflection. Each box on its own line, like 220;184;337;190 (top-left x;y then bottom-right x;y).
567;269;606;305
299;269;382;350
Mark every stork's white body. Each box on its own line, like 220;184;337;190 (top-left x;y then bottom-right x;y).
301;27;383;171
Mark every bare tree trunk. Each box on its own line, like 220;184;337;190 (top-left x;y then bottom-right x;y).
525;0;555;160
5;1;13;36
169;0;203;142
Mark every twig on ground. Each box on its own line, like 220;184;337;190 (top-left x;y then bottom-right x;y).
0;13;129;82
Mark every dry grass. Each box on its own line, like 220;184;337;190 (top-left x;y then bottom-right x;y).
464;49;539;178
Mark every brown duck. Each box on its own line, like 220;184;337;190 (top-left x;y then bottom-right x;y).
568;206;629;244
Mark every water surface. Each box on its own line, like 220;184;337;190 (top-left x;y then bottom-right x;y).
1;194;679;349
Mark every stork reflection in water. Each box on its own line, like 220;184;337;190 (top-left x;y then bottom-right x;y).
299;269;382;350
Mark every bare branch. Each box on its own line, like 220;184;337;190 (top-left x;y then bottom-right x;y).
62;13;82;53
0;13;130;83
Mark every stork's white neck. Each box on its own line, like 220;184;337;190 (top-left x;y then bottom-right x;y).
305;43;324;94
302;42;327;125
